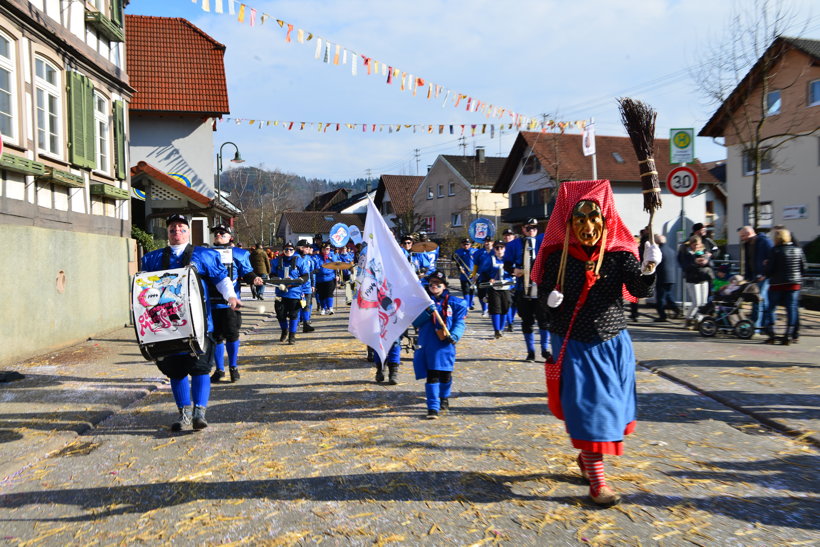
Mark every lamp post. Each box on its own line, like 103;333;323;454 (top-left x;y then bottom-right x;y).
215;141;244;209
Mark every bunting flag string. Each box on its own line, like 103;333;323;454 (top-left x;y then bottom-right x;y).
217;116;588;135
190;0;572;130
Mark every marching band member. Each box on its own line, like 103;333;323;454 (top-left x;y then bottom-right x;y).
140;214;239;431
296;240;316;333
314;243;340;315
453;238;477;310
504;218;550;362
417;232;439;275
412;271;467;419
210;224;263;383
501;229;518;331
472;238;494;317
531;180;660;507
478;240;515;338
271;242;310;344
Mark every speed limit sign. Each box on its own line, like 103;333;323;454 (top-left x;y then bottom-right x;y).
666;166;698;197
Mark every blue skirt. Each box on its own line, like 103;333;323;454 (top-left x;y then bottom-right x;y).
551;330;637;443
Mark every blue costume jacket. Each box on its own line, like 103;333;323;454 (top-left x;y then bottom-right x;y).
210;246;255;309
412;290;467;378
140;245;229;333
297;252;315;295
270;254;309;299
453;247;477;282
313;252;340;283
478;253;514;286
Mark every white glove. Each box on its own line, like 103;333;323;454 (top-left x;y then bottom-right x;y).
641;242;662;275
547;290;564;308
278;284;287;291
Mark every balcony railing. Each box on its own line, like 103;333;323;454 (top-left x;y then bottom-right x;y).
500;202;553;223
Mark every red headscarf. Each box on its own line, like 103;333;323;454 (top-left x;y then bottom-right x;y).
531;179;638;287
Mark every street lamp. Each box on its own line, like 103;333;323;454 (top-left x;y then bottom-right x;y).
215;141;244;206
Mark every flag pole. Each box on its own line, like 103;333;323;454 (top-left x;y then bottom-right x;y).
590;118;598;180
432;309;451;338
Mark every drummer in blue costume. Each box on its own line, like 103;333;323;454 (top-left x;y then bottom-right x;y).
296;240;316;333
472;238;494;317
209;224;264;384
271;242;310;344
501;228;518;331
412;271;468;419
314;243;340;315
478;240;515;338
140;214;239;431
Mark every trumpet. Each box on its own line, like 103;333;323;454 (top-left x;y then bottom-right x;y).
452;253;477;291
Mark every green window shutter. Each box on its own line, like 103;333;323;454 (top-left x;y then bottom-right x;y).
114;100;126;180
67;72;95;169
67;72;86;167
110;0;123;28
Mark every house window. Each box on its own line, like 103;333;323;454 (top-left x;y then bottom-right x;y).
35;57;61;156
448;181;455;196
427;186;433;199
94;92;109;173
0;33;16;141
765;90;781;116
437;184;444;198
742;148;772;175
612;152;625;164
451;213;462;227
424;216;436;233
522;155;539;174
743;201;773;229
810;80;820;107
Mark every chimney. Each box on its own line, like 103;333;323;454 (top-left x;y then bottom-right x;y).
475;147;485;163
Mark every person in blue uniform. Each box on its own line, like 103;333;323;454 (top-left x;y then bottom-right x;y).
504;218;550;362
271;242;310;344
412;271;468;419
337;245;355;304
417;232;439;275
209;224;263;383
296;240;316;332
453;238;477;310
314;243;340;314
373;340;402;384
472;238;494;317
501;229;518;331
140;214;239;431
478;240;515;338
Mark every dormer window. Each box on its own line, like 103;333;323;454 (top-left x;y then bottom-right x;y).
612;152;625;164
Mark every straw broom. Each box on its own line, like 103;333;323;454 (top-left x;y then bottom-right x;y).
618;97;662;272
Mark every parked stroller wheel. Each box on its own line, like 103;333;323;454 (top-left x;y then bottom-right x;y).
699;317;718;337
734;320;755;339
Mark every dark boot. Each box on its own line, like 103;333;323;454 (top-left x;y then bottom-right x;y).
375;364;385;383
192;405;208;430
366;347;375;362
542;349;553;362
494;330;502;339
440;397;449;411
210;369;225;383
387;364;399;385
171;406;192;431
229;367;240;383
280;330;288;342
287;331;296;345
525;351;535;362
303;322;315;333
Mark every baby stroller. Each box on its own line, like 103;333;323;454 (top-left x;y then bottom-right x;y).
698;282;760;339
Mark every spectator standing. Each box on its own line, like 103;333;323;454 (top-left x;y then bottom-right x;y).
678;235;714;328
250;243;271;300
738;226;773;329
653;234;679;322
763;229;806;345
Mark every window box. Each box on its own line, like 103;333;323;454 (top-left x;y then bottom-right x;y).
85;10;125;42
90;182;129;200
0;153;46;176
37;166;85;188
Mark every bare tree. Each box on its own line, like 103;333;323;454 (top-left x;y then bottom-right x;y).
694;0;816;230
224;166;297;245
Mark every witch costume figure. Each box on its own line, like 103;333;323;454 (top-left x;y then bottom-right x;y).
531;180;662;507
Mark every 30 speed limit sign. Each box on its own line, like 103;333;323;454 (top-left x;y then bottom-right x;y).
666;166;698;197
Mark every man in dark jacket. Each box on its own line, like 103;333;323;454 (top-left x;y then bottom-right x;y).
739;226;773;328
250;243;271;300
653;234;680;322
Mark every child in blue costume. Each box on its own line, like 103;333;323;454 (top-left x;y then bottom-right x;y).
412;271;468;419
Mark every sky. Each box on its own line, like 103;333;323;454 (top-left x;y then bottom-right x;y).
126;0;820;181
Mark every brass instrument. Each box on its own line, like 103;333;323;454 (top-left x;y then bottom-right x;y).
452;253;477;291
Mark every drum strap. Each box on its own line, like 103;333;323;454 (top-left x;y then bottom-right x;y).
161;244;194;269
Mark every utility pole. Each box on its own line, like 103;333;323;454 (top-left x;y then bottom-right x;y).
414;148;420;176
458;136;467;156
365;169;372;192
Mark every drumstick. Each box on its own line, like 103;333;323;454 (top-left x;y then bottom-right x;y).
238;301;267;314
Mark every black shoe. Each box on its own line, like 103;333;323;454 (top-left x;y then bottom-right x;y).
280;330;288;342
542;349;552;362
192;405;208;430
229;367;240;383
210;369;225;383
375;366;385;383
506;323;514;332
494;330;502;339
653;317;668;322
426;409;439;420
171;406;192;431
303;322;315;333
630;316;639;323
387;364;398;385
366;347;375;362
440;398;449;411
525;351;535;362
763;337;776;344
287;332;296;345
257;295;264;301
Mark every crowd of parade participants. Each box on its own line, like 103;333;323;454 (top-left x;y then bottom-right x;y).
137;180;807;507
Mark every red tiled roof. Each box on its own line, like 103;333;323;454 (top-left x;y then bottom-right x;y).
130;161;210;205
379;175;424;215
493;132;719;193
125;15;230;114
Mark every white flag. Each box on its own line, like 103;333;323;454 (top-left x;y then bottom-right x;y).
348;198;433;364
582;122;596;157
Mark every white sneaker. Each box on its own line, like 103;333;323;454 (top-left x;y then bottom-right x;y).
320;309;326;315
481;311;488;318
328;308;335;315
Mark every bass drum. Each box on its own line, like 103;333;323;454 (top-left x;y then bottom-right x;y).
131;265;207;361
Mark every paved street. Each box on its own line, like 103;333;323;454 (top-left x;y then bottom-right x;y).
0;290;818;545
